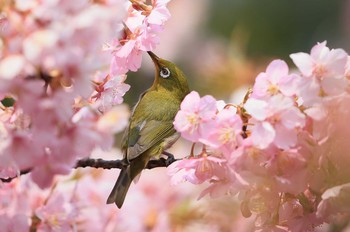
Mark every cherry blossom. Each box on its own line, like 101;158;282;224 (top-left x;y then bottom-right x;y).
290;41;347;78
92;74;131;112
1;0;350;230
174;91;217;143
107;0;172;75
35;193;78;231
245;95;305;149
252;60;299;99
147;0;172;26
202;108;243;155
170;42;350;230
168;155;227;185
0;1;128;188
290;41;348;100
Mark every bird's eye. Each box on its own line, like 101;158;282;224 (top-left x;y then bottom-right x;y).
160;67;170;78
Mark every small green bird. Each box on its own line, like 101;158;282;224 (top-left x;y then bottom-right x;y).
106;52;190;208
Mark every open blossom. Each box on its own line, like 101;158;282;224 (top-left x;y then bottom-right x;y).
109;38;144;75
290;41;347;78
147;0;171;25
35;193;78;231
93;74;131;112
100;75;130;105
0;80;116;187
244;95;305;149
290;42;349;120
1;0;125;97
168;155;227;185
202;108;243;155
231;143;308;194
0;1;131;188
108;0;171;75
252;59;299;99
290;41;348;99
174;91;217;142
172;43;350;229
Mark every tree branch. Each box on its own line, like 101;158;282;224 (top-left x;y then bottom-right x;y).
0;152;179;183
75;158;127;169
0;169;32;183
75;154;178;170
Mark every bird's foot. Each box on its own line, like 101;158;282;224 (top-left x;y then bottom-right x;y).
162;151;176;166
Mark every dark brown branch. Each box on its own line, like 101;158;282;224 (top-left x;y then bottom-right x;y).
0;152;179;183
75;158;127;169
75;152;178;170
0;169;32;183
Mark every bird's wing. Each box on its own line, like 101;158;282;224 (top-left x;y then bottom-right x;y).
126;120;175;160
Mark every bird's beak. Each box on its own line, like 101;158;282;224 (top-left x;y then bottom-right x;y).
148;51;161;85
147;51;160;69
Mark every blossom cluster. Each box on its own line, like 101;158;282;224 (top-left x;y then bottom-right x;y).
0;0;172;181
0;0;125;188
171;41;350;230
0;0;172;189
105;0;171;76
0;167;180;231
0;0;173;230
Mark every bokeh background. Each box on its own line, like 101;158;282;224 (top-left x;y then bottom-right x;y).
3;1;350;231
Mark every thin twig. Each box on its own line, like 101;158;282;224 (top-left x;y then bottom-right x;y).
75;158;127;169
0;153;179;183
0;169;31;183
75;155;178;170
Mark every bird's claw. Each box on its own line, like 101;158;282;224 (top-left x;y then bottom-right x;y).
162;151;176;166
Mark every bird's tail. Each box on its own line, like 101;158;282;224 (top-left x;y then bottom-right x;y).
106;153;150;208
106;166;132;208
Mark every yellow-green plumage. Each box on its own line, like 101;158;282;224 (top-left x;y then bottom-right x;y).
106;52;190;208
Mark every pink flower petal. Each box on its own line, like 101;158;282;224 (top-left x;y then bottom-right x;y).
180;91;200;112
252;73;270;98
324;48;348;76
290;52;314;77
279;107;305;129
321;76;348;96
126;48;142;71
244;98;268;121
310;41;328;59
198;95;217;120
266;59;289;83
273;124;297;149
249;121;275;149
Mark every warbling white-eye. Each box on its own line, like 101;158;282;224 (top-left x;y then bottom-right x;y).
106;52;190;208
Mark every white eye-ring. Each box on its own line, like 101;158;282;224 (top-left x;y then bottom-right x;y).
160;67;170;78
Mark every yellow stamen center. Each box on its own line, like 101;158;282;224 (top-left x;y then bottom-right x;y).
218;127;234;144
313;64;327;78
268;84;279;95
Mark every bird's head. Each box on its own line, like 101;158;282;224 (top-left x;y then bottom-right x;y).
148;51;190;98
